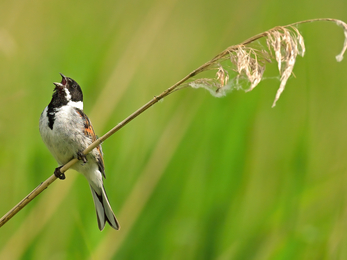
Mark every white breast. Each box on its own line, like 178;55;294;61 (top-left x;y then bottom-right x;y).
39;105;90;166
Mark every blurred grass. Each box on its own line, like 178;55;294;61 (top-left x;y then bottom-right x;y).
0;0;347;259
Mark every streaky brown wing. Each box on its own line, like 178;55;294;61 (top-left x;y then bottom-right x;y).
75;108;106;178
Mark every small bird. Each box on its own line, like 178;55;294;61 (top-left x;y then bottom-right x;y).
39;73;120;231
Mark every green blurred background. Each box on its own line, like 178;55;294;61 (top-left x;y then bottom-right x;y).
0;0;347;259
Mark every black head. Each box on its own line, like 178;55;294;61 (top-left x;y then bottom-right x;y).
48;73;83;109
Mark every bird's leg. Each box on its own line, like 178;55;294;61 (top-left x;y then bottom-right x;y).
77;151;88;163
54;166;66;180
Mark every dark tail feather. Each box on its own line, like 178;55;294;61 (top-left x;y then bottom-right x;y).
90;185;120;231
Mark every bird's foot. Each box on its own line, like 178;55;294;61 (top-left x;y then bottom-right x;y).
77;151;88;163
54;166;66;180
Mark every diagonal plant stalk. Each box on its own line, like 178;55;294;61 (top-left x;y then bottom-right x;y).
0;17;346;228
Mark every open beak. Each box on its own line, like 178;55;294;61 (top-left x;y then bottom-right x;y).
53;73;68;89
59;73;67;85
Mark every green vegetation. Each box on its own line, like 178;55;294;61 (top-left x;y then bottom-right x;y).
0;0;346;259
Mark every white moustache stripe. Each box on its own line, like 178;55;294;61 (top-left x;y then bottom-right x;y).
64;88;72;101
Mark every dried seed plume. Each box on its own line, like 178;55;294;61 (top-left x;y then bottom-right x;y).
186;18;347;107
